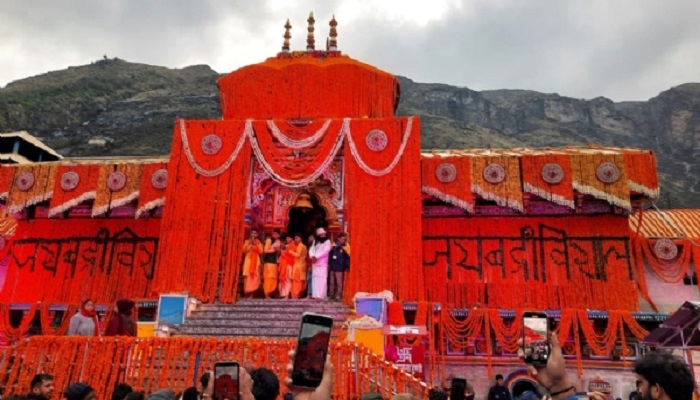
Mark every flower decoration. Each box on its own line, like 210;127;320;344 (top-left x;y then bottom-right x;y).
15;171;35;192
435;162;457;183
595;162;621;184
107;171;127;192
151;169;168;190
201;134;223;155
654;238;678;261
60;171;80;191
483;163;506;184
541;163;564;184
365;129;388;152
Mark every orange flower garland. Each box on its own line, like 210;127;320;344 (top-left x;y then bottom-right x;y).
471;153;523;211
521;152;574;209
421;154;474;212
218;54;399;120
92;163;142;217
7;164;56;214
343;117;424;303
0;218;160;304
39;303;78;336
135;161;168;218
154;120;252;303
0;165;16;200
49;164;100;217
569;151;630;210
0;303;38;342
622;149;660;199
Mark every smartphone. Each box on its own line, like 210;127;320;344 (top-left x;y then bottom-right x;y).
291;312;334;388
450;378;467;400
523;311;550;366
214;362;239;400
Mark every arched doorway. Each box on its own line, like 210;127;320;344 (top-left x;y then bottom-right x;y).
287;192;329;241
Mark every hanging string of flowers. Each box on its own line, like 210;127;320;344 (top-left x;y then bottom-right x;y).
0;303;38;342
420;154;474;212
49;164;100;218
0;336;427;400
520;152;575;209
266;119;332;148
39;303;78;336
623;149;660;199
633;237;692;283
135;161;169;218
569;151;631;210
7;164;56;214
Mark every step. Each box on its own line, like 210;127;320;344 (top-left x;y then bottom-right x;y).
188;311;349;320
198;303;351;312
182;319;345;329
177;326;301;337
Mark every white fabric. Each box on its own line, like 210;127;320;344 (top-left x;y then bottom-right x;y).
309;239;331;299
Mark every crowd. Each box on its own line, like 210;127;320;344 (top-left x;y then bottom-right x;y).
3;332;695;400
242;227;350;301
66;298;137;338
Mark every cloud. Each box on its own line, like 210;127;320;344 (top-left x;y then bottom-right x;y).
0;0;699;101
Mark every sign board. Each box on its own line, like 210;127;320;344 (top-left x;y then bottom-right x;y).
384;345;426;380
382;325;427;336
156;294;188;325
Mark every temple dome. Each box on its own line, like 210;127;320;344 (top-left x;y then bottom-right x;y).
217;53;400;120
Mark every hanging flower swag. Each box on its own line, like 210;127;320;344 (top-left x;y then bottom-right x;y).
179;117;414;186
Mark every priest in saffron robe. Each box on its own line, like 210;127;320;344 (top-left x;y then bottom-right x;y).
242;229;263;298
278;235;295;299
308;227;331;299
263;229;281;298
290;233;308;299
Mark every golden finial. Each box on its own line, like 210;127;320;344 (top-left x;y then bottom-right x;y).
329;15;338;51
282;19;292;53
307;12;315;51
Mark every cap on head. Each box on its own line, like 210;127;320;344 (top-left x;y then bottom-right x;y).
64;383;94;400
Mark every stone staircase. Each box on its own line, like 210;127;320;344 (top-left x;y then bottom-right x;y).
177;298;352;338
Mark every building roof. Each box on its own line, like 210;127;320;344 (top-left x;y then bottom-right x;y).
629;209;700;239
0;131;63;160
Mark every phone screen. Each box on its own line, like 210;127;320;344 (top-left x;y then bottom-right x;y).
214;362;239;400
451;378;467;400
292;313;333;388
523;312;550;365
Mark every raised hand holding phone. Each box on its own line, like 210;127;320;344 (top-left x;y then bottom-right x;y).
214;362;240;400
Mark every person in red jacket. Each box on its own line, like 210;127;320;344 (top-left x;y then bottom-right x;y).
105;299;136;336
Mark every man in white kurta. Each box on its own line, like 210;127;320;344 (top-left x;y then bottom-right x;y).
308;227;331;299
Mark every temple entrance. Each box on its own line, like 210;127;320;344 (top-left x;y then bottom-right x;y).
287;192;329;240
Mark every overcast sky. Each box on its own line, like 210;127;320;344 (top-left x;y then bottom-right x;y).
1;0;699;101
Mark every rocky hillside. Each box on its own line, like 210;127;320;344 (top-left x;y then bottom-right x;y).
0;59;698;208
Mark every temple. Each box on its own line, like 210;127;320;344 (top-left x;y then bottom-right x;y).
0;14;696;400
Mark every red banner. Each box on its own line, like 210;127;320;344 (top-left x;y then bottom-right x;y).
385;345;426;380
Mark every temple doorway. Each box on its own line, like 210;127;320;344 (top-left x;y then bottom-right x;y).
287;192;329;240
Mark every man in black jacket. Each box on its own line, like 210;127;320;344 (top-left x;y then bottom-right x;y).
328;233;350;301
488;374;512;400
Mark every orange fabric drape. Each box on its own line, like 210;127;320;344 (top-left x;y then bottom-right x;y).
623;150;659;199
471;154;523;211
92;163;142;217
49;164;99;217
521;153;574;209
0;218;160;304
135;161;168;218
420;154;474;212
343;117;424;302
570;152;630;210
7;164;56;214
218;55;399;119
153;119;252;303
423;215;639;310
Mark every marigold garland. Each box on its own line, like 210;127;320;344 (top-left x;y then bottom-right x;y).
0;303;38;342
0;218;160;304
622;149;660;199
48;164;100;218
218;54;399;120
343;117;424;303
154;120;252;303
92;163;142;217
569;151;631;210
471;153;523;211
135;161;168;218
39;303;78;336
521;152;574;209
421;154;474;212
7;164;56;214
0;336;436;400
0;165;16;200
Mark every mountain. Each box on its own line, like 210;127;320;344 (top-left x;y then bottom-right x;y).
0;59;698;208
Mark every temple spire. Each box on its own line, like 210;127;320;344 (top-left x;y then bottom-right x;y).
307;12;315;51
282;19;291;53
329;15;338;51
